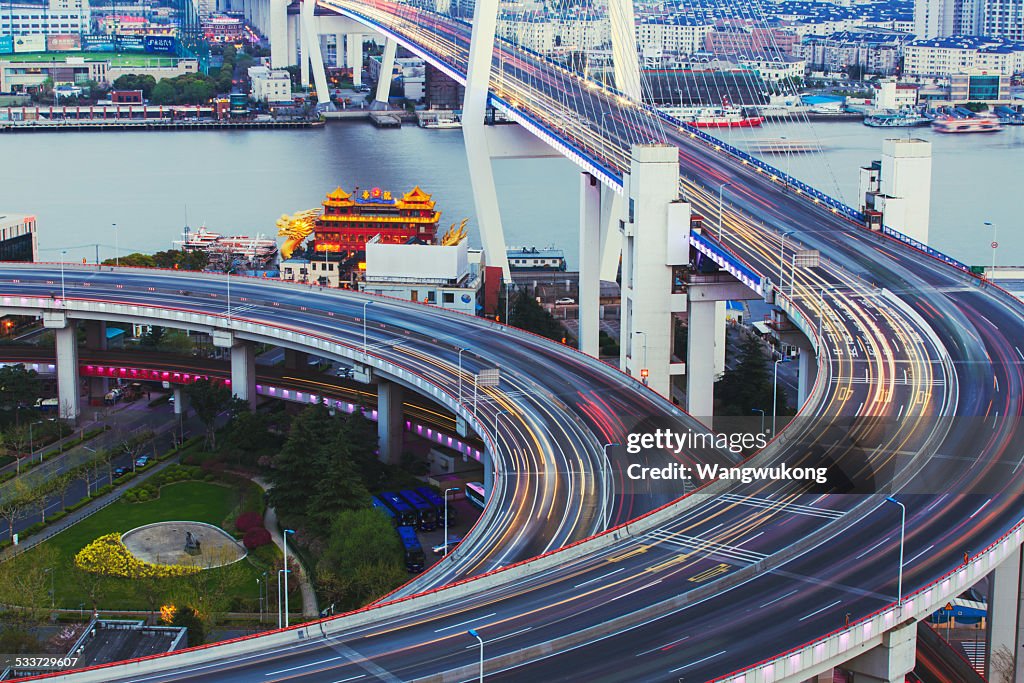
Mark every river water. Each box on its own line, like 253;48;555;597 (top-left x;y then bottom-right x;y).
1;119;1020;269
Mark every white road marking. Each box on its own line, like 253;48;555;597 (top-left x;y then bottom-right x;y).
906;544;935;566
969;499;992;520
759;589;798;608
670;650;726;672
798;600;841;621
574;567;625;588
265;656;344;676
434;612;496;632
855;536;891;560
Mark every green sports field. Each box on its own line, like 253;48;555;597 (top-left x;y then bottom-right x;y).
0;51;180;67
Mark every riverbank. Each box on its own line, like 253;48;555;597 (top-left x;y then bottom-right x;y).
0;119;324;132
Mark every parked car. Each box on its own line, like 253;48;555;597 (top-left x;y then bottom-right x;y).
134;455;150;468
554;297;575;305
113;466;128;478
432;537;462;555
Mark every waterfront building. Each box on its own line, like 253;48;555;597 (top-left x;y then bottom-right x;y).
903;35;1024;77
202;14;245;43
797;30;910;77
0;213;37;262
248;65;292;103
0;1;90;36
311;186;441;260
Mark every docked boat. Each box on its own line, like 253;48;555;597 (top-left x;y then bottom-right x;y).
932;114;1002;133
661;105;764;128
864;111;931;127
418;111;461;129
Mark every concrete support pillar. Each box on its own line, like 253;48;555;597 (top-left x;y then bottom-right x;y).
346;34;363;86
798;346;816;407
608;0;643;101
844;622;917;682
172;386;190;416
986;545;1024;681
269;0;288;69
599;190;623;282
619;144;685;397
686;299;716;427
483;447;494;496
462;0;511;278
578;172;601;357
714;300;726;377
283;348;309;370
55;323;80;421
334;33;345;67
300;0;330;105
84;320;108;404
287;13;299;67
230;342;257;409
374;38;397;105
377;380;404;465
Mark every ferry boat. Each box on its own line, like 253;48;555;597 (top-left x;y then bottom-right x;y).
418;111;461;129
175;226;279;271
932;114;1002;133
661;105;764;128
864;111;931;128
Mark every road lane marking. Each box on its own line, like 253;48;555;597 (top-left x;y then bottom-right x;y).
574;567;625;588
670;650;726;672
688;564;730;583
636;635;690;656
798;600;841;621
855;536;891;560
463;627;532;648
330;677;365;683
906;544;935;566
759;589;798;608
608;545;649;562
434;612;496;632
968;499;992;520
265;656;344;675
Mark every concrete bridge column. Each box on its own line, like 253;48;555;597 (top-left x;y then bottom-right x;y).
844;622;916;682
462;0;510;277
172;386;190;416
798;345;816;407
84;320;108;405
483;447;494;496
45;313;80;421
283;348;309;370
269;0;288;69
334;34;345;67
377;380;404;465
986;545;1024;681
287;13;299;67
226;339;256;409
346;34;363;86
300;0;330;105
578;172;601;357
374;38;397;106
686;298;716;425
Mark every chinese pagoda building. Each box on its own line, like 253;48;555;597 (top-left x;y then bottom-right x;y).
312;185;441;258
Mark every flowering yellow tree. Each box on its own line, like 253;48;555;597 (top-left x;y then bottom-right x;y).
74;534;202;579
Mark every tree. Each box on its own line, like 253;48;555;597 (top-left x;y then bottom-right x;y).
0;545;58;621
150;79;177;105
52;471;75;511
509;290;573;344
715;334;789;417
101;252;155;267
0;364;40;427
27;478;54;525
170;605;205;646
184;379;238;450
316;508;405;609
0;485;31;542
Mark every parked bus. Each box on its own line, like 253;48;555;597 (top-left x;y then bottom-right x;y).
378;491;418;527
396;525;425;572
415;486;457;524
399;489;437;531
370;496;397;526
465;482;486;510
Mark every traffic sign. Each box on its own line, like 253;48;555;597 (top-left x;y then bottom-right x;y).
944;602;953;611
476;368;500;387
992;241;999;249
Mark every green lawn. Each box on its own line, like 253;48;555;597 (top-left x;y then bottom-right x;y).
4;480;293;614
0;51;180;67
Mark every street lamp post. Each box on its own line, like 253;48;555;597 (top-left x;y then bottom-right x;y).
443;487;460;557
44;567;54;609
601;443;619;530
276;569;285;628
751;408;765;435
457;347;470;405
362;300;374;360
283;529;295;626
718;181;732;240
467;629;484;683
984;221;997;276
112;223;118;267
29;420;43;463
633;331;648;385
778;230;795;295
885;496;906;607
60;250;67;302
772;356;791;436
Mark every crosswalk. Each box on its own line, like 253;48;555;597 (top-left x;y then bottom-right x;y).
647;528;768;565
959;639;986;674
718;493;845;521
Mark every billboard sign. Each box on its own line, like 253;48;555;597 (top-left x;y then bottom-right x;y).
47;34;82;52
13;34;46;53
0;36;13;54
144;35;176;53
82;34;115;51
116;35;145;51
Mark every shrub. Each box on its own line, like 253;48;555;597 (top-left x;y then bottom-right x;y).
74;533;202;579
67;498;91;512
94;484;114;497
235;511;264;533
48;510;68;523
136;489;151;502
242;527;272;550
23;522;46;537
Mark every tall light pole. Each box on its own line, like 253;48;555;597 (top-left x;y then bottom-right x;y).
60;250;67;302
751;408;765;435
283;528;295;626
276;569;285;628
984;221;997;276
258;571;267;624
362;300;374;360
778;230;794;296
457;347;470;404
443;486;460;556
112;223;118;267
44;567;54;609
225;265;234;324
467;628;484;683
717;181;732;240
29;420;44;463
633;331;648;385
772;356;790;436
885;496;906;607
601;443;619;530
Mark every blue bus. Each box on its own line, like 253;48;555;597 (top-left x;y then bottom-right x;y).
396;525;425;572
416;486;457;523
371;496;397;526
466;482;486;510
379;491;418;527
399;489;437;531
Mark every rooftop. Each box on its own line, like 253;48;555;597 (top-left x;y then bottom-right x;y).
70;620;186;669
